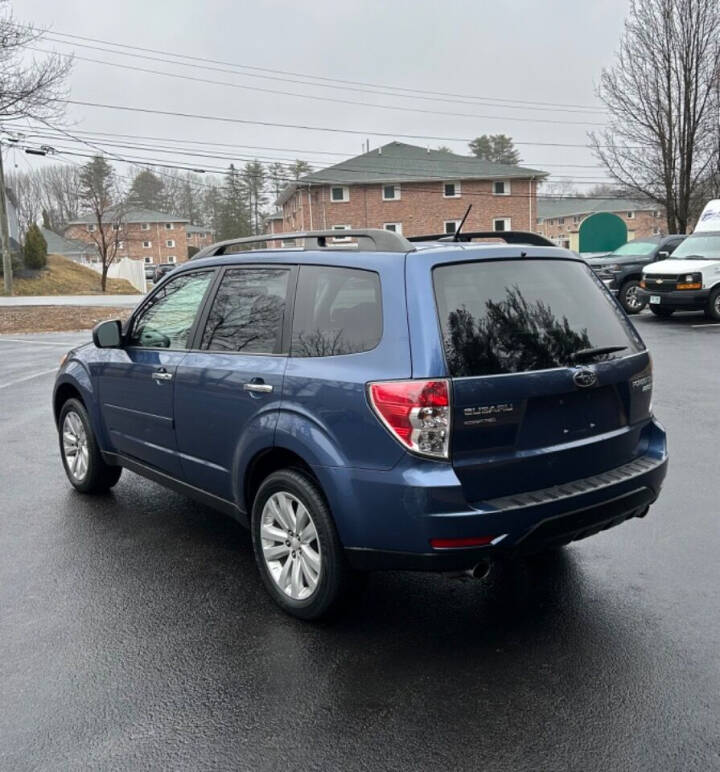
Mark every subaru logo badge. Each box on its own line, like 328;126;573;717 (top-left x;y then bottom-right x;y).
573;369;597;388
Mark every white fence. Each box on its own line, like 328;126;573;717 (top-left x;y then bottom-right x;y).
90;258;147;293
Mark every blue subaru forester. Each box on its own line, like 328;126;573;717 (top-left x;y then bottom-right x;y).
54;228;668;619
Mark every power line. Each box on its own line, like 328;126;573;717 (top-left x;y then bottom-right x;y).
31;46;606;128
22;24;606;115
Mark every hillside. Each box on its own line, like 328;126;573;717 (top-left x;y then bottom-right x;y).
7;255;139;296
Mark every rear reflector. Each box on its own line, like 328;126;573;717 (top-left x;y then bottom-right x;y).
367;379;450;458
430;536;496;549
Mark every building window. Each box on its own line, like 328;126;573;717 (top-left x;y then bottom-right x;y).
111;223;121;231
117;241;124;250
384;222;402;234
166;239;175;248
330;186;350;202
493;180;510;196
627;211;635;219
493;218;511;232
166;256;176;264
443;182;461;198
144;256;153;264
444;220;461;235
331;224;352;242
143;241;152;248
165;223;174;230
557;217;565;225
87;224;96;232
573;215;581;223
141;223;150;231
382;184;400;201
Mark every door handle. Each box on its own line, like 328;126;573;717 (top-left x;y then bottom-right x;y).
152;370;173;382
243;382;273;393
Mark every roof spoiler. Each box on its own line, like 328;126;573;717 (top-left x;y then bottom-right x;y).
407;231;556;247
191;228;415;258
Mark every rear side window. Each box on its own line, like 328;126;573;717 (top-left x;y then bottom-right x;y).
201;267;289;353
291;266;382;357
433;259;642;377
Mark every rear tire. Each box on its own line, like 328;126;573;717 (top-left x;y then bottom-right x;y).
619;279;646;314
58;398;122;493
704;287;720;321
649;305;675;318
251;469;351;620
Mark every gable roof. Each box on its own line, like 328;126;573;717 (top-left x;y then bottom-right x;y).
40;227;97;256
537;197;660;220
186;223;213;234
65;206;190;226
277;142;547;205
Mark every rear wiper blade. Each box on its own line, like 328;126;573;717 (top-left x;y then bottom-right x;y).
571;345;627;361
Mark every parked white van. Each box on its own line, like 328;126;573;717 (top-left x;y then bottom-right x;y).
639;199;720;319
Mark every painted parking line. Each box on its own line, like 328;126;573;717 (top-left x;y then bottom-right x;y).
0;367;58;390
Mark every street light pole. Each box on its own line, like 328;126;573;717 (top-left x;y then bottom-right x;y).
0;142;13;295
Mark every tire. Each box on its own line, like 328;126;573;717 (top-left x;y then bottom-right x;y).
705;287;720;321
58;398;122;493
649;305;675;318
619;279;647;314
251;469;351;620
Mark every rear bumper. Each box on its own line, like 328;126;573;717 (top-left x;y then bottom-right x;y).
322;418;668;571
638;287;709;309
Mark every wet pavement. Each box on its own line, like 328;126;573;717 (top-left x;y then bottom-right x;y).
1;317;719;771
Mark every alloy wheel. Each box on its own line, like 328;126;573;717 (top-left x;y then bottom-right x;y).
260;491;322;600
62;411;89;482
625;284;643;311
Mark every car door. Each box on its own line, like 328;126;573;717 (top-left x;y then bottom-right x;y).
173;265;294;500
95;269;216;476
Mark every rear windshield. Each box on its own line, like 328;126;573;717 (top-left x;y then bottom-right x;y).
433;259;642;377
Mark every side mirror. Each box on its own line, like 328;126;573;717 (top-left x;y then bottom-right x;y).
92;319;123;348
657;250;670;259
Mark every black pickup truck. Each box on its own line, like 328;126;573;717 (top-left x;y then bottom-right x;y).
586;234;685;313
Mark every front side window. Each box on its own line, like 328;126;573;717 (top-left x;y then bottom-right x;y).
129;270;213;349
291;266;382;357
433;260;641;377
201;268;289;353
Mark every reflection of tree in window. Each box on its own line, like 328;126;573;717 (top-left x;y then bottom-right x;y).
131;271;212;349
201;269;289;353
444;286;593;376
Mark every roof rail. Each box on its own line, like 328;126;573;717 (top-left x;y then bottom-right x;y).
406;230;556;247
191;228;415;259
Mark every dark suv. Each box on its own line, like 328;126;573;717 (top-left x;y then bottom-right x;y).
587;235;685;313
53;229;668;619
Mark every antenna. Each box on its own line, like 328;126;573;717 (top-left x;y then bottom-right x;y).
453;204;472;242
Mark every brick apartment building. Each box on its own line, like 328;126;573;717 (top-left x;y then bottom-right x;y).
537;198;668;250
64;208;214;266
273;142;547;238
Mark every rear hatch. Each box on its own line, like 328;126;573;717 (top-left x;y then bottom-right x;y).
433;258;653;503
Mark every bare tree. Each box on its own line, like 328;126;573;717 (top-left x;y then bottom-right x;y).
78;155;124;292
591;0;720;233
0;3;72;121
8;164;84;235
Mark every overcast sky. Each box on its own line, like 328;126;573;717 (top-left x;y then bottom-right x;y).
13;0;632;189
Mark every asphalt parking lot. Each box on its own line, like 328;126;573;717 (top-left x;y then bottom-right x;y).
1;314;719;771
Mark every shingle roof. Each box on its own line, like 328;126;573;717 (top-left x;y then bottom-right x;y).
537;197;659;220
186;224;213;234
65;206;190;226
40;227;96;256
277;142;546;205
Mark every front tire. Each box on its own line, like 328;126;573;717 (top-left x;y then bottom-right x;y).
705;287;720;321
251;469;350;620
649;305;675;318
619;279;647;314
58;398;122;493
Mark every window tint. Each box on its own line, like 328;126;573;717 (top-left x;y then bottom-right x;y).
201;268;289;353
129;270;213;349
291;266;382;357
433;260;641;377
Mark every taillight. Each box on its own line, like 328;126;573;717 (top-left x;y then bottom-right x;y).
367;379;451;459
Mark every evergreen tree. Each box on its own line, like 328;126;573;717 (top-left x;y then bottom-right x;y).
242;160;267;234
288;159;312;180
468;134;520;164
267;162;287;204
217;164;251;241
23;223;48;269
127;169;166;210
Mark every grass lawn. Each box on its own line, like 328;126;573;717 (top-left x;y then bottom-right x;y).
4;255;139;296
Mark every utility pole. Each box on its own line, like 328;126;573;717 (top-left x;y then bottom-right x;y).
0;142;12;295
